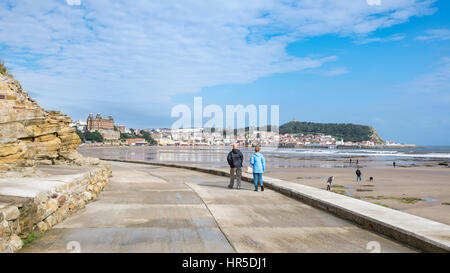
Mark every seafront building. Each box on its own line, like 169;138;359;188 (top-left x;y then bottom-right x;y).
150;129;385;147
70;120;87;133
75;114;408;147
126;138;147;146
87;113;114;131
86;113;120;141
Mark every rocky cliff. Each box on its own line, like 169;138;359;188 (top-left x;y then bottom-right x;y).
368;127;384;144
0;73;86;169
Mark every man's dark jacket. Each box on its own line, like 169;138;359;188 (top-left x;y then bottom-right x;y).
356;169;361;176
227;149;244;168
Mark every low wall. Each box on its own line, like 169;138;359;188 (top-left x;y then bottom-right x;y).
103;159;450;253
0;165;111;253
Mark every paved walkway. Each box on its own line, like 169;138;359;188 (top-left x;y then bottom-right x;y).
23;162;415;253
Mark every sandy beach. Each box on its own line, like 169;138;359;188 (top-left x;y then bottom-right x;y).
265;166;450;225
78;146;450;225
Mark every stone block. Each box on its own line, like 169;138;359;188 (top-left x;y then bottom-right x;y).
0;220;11;237
0;206;20;221
8;234;23;252
45;199;58;213
57;195;67;207
35;221;49;233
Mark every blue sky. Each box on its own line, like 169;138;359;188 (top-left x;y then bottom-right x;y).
1;0;449;145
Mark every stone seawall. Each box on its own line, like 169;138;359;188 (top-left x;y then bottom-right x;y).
101;159;450;253
0;165;111;253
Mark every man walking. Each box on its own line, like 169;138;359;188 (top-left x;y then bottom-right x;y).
356;168;362;182
227;144;243;189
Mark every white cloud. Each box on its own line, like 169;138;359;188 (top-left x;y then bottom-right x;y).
415;28;450;41
0;0;437;123
311;67;349;77
403;57;450;101
66;0;81;6
367;0;382;6
322;67;349;77
355;34;406;44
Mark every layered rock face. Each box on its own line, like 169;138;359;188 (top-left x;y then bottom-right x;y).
0;74;82;169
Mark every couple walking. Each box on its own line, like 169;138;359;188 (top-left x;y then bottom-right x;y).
227;144;266;192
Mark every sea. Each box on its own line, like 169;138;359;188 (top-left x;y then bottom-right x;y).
79;145;450;169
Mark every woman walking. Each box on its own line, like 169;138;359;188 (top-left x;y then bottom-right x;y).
250;146;266;192
326;176;334;191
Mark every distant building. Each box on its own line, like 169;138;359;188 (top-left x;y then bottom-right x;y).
100;129;120;141
70;120;87;133
87;113;115;131
126;138;147;146
117;125;126;133
156;138;175;146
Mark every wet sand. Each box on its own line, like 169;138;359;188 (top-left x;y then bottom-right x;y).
265;167;450;225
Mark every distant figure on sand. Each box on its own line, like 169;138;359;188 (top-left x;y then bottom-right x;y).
326;176;334;191
227;144;243;189
349;159;352;165
250;146;265;192
356;168;362;182
393;161;396;168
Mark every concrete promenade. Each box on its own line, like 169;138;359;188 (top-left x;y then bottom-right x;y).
107;160;450;253
22;161;414;253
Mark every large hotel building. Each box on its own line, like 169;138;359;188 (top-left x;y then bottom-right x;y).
86;113;115;131
86;113;119;140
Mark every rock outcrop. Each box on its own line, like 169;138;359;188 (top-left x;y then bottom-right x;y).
368;126;384;144
0;72;110;253
0;73;85;169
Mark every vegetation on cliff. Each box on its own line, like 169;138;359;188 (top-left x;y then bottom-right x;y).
120;129;157;145
279;121;384;143
0;61;11;77
84;131;104;143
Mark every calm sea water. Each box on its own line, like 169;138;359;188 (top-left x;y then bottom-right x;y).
79;145;450;169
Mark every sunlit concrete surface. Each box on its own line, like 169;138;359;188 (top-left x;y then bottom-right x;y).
0;165;96;206
22;161;415;253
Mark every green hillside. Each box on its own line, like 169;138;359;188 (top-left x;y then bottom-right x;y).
279;121;384;143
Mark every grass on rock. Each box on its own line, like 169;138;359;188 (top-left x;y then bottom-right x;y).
21;229;47;249
0;61;12;77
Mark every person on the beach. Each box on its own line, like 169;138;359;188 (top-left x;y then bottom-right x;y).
356;168;362;182
250;145;265;192
326;176;334;191
227;144;243;189
393;161;396;168
349;159;352;165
